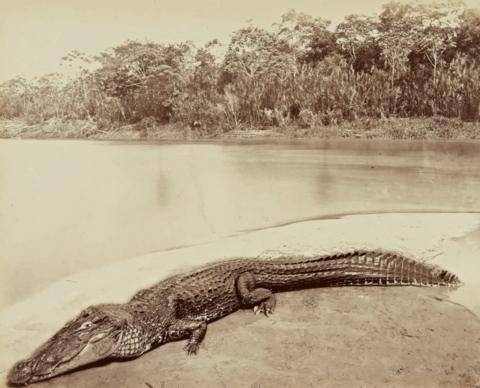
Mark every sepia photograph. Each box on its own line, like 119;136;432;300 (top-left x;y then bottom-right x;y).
1;0;480;386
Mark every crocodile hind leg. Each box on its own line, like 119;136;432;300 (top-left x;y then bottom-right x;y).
237;272;276;317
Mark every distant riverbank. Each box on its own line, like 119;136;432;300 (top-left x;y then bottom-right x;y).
1;116;480;141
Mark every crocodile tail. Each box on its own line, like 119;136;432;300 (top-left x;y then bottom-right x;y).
259;250;462;289
326;250;462;287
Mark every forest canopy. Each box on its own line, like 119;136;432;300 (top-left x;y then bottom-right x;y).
1;0;479;133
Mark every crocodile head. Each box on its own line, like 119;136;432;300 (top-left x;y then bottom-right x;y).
7;304;134;386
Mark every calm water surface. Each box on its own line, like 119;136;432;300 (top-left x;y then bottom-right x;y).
1;139;479;307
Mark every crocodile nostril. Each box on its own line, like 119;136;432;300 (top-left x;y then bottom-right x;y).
16;360;32;373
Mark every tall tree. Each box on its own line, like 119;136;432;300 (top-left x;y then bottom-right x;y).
335;15;379;72
274;9;334;63
92;41;190;122
378;2;419;90
414;1;462;85
222;25;296;122
457;7;480;60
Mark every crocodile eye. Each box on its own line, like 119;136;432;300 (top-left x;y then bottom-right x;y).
79;321;93;330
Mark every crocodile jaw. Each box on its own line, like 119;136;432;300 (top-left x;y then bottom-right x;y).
7;331;121;386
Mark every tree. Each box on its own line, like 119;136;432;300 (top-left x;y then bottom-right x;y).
92;41;191;122
0;77;31;118
222;25;296;123
274;9;334;63
457;7;480;60
335;15;380;72
378;2;419;89
414;1;462;85
223;26;295;82
176;40;225;127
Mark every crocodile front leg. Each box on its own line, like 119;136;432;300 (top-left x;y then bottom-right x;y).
237;272;276;316
167;318;207;355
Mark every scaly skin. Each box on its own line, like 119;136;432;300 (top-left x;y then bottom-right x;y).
7;250;461;385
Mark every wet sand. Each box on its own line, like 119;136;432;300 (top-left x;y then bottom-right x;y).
1;213;480;387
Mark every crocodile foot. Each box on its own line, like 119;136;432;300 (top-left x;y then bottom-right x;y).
253;298;276;317
183;342;200;355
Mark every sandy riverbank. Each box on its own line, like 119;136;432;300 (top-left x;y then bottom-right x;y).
1;213;479;387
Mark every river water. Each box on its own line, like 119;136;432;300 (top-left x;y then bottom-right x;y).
1;139;479;308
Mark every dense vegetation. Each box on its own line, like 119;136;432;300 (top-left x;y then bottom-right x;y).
1;0;480;139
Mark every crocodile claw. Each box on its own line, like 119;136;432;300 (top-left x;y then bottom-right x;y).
184;342;200;355
253;300;276;317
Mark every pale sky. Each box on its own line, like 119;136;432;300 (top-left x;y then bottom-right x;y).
0;0;478;82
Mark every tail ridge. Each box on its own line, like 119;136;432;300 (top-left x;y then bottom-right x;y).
261;249;462;288
334;249;462;287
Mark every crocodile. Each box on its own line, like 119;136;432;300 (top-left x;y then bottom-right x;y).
7;249;461;386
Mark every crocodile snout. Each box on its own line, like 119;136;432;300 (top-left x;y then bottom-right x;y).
7;359;33;386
